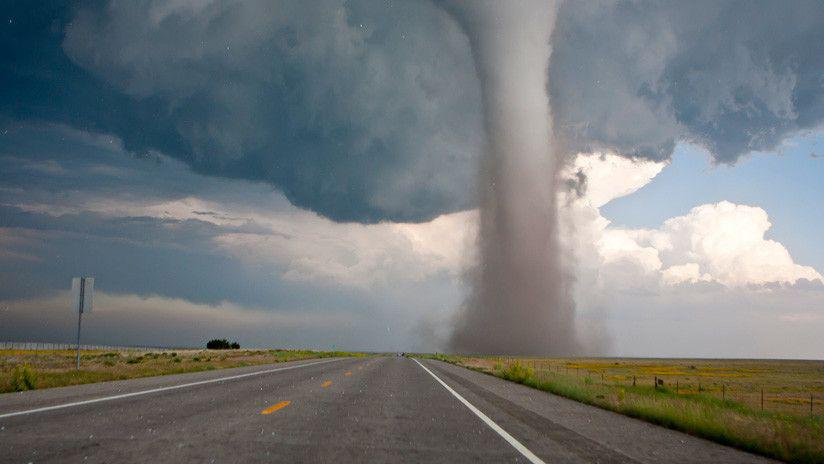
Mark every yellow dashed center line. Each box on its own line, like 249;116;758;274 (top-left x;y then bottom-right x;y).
345;371;352;376
260;401;290;415
321;380;333;388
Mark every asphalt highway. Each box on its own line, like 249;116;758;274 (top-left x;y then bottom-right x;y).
0;356;775;463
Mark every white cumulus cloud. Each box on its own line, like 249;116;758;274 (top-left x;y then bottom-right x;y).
661;263;712;285
560;152;823;290
659;201;821;286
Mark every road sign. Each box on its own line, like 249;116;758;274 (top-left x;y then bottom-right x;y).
71;277;94;313
71;276;94;369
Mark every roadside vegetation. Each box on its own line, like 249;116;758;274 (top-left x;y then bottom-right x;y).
420;354;824;464
0;348;364;393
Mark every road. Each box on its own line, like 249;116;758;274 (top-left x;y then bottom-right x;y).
0;356;775;463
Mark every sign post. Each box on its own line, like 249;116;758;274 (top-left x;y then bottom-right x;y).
71;277;94;370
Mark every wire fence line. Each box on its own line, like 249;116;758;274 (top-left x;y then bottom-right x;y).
0;341;195;352
494;357;822;419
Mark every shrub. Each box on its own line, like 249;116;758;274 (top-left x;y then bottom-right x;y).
206;339;240;350
126;356;144;364
11;364;37;391
501;362;533;383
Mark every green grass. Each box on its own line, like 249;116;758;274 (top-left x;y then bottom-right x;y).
0;348;367;393
10;364;37;391
423;355;824;464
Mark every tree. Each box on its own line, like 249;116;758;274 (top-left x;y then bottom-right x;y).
206;338;240;350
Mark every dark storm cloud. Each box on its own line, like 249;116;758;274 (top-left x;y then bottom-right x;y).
0;123;298;221
2;0;823;223
551;0;824;162
2;0;482;223
59;0;483;223
0;2;188;161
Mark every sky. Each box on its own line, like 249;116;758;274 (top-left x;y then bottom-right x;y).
1;0;823;357
603;134;824;274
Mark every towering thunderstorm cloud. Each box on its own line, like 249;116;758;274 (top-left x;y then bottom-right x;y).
442;0;578;355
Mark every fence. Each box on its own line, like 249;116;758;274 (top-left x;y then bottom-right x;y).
490;357;822;419
0;341;193;352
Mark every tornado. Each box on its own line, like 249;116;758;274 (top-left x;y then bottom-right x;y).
442;0;579;355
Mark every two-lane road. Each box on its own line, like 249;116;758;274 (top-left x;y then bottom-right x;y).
0;356;775;463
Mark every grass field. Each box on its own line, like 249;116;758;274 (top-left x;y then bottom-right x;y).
0;348;362;393
428;355;824;464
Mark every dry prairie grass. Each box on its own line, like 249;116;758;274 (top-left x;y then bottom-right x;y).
465;357;824;417
0;348;360;393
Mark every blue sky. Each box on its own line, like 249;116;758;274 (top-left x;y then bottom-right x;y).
604;134;824;272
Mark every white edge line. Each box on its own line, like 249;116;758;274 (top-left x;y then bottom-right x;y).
413;358;546;464
0;358;343;419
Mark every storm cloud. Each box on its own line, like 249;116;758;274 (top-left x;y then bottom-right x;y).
2;0;822;223
550;0;824;162
59;0;482;223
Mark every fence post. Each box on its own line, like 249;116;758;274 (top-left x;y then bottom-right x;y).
812;393;815;419
632;375;636;387
654;376;658;390
676;381;679;394
761;388;764;411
